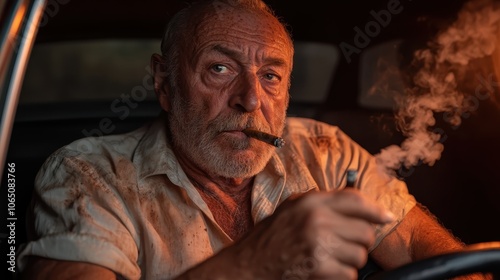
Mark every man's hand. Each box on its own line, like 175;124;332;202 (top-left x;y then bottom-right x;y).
180;189;394;280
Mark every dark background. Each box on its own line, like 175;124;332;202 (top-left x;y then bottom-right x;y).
3;0;500;278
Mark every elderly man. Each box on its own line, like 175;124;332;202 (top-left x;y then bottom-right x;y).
18;0;483;279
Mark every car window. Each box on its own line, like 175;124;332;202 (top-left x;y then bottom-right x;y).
20;39;160;104
19;39;340;119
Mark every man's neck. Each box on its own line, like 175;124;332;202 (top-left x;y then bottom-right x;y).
191;176;255;241
176;151;255;240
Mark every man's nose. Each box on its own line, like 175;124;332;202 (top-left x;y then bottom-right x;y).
229;72;262;112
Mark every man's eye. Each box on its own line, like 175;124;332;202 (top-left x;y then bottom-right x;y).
211;64;228;73
264;73;280;81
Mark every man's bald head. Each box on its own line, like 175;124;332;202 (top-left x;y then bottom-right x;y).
159;0;294;93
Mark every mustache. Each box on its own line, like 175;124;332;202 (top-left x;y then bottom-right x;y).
208;113;271;134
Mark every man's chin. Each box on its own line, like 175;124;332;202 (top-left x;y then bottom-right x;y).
203;147;273;179
215;164;266;179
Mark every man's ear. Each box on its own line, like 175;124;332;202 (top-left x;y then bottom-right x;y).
151;53;171;112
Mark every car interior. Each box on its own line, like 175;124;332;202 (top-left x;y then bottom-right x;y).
2;0;500;279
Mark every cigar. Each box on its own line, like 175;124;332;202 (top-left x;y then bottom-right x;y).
242;128;285;148
345;169;358;189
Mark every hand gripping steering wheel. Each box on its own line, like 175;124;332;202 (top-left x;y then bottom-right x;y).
360;242;500;280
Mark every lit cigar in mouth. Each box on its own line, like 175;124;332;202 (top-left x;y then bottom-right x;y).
242;128;286;148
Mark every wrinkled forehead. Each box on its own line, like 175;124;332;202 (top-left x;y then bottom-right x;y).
187;3;293;58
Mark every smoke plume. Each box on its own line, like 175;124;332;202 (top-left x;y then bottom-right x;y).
375;0;500;175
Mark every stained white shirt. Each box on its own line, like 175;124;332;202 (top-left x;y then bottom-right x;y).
17;116;416;279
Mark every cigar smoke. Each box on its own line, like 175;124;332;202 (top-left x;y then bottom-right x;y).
374;0;500;175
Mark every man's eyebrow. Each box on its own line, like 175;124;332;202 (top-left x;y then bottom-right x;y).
211;45;288;67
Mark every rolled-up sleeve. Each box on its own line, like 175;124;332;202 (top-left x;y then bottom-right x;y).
331;127;417;251
17;150;141;279
283;118;416;251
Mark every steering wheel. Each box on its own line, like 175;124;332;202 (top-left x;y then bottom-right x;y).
359;242;500;280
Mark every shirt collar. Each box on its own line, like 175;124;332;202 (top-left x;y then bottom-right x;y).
132;115;318;223
132;115;179;181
